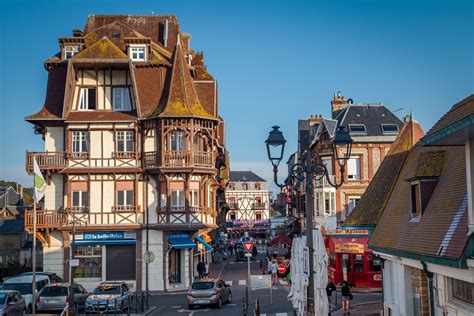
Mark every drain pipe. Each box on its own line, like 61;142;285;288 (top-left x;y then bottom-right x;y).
421;261;435;316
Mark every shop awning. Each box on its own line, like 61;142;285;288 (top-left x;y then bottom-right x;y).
168;235;196;249
195;234;214;252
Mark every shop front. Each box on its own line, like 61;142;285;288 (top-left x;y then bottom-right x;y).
71;231;138;291
326;229;382;288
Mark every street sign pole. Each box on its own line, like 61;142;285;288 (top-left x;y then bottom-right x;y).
247;255;250;315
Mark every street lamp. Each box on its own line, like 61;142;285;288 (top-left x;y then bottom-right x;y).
58;206;89;314
265;125;352;314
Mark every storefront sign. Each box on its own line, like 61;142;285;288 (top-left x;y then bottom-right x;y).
328;229;369;236
374;274;382;281
76;231;136;241
335;243;365;254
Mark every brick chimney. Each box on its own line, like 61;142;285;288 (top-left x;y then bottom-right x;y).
331;91;349;118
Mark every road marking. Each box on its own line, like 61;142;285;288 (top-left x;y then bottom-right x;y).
172;305;181;308
230;262;235;264
225;280;233;286
278;279;289;285
238;279;246;285
276;313;288;316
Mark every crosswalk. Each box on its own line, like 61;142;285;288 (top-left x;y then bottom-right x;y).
260;313;289;316
225;278;288;287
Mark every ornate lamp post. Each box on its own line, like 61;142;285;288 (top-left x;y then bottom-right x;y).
265;125;352;314
58;206;89;314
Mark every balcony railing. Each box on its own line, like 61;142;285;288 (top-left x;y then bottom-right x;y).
113;205;141;213
314;175;336;188
252;202;266;209
113;151;138;159
143;150;214;169
26;151;68;173
24;210;67;230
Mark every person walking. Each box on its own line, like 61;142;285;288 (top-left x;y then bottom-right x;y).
326;281;336;306
341;280;352;314
197;260;206;279
267;257;272;275
271;260;278;285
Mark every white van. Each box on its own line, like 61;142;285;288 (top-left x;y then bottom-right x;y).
1;275;50;312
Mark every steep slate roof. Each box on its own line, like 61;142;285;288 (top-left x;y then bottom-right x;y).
336;104;403;141
153;40;214;119
230;171;266;182
344;119;425;226
369;144;470;267
426;94;474;136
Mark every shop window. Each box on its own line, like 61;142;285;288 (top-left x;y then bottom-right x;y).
347;157;361;180
171;190;185;211
106;245;136;280
169;248;181;284
354;254;364;273
367;254;382;272
74;245;102;278
342;254;352;272
78;88;96;110
170;131;185;151
450;278;474;305
113;87;132;111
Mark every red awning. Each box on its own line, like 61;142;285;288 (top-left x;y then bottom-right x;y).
268;235;293;245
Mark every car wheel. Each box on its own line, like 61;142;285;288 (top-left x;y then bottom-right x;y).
227;292;232;304
188;304;194;310
216;297;222;309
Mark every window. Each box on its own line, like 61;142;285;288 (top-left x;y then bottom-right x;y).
348;197;360;215
117;190;134;206
381;124;399;134
242;183;249;190
354;254;364;273
347;157;361;180
171;190;185;211
367;254;382;272
256;212;262;221
322;157;333;175
74;245;102;278
190;189;199;207
170;131;185;151
78;88;96;110
411;183;421;218
116;131;134;152
169;248;181;284
113;87;132;111
72;191;88;209
229;212;236;221
450;278;474;305
324;192;335;214
193;135;201;151
72;131;88;157
348;124;366;133
130;45;146;61
64;46;79;59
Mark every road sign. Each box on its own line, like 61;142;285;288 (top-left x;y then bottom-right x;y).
245;253;252;258
143;251;155;264
69;259;79;267
242;241;255;253
277;264;286;274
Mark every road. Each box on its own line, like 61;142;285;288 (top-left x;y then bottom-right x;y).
150;256;295;316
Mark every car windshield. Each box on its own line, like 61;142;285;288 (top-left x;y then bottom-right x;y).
192;282;215;290
2;284;32;295
40;286;68;297
0;293;7;304
92;285;121;295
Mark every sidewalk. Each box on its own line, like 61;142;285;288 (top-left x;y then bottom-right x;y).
208;260;227;279
330;301;382;316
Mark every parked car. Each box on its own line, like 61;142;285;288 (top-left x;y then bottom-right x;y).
187;279;232;309
19;272;64;284
0;290;26;315
85;281;131;313
37;283;89;312
0;274;50;313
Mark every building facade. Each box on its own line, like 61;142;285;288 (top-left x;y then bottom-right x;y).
24;15;227;292
370;95;474;315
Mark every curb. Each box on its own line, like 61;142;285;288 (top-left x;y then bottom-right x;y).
144;306;160;315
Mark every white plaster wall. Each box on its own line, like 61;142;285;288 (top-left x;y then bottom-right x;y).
44;174;63;210
141;230;164;291
89;131;101;160
147;178;158;224
103;131;115;159
43;231;64;278
144;133;156;152
90;181;101;213
103;181;115;213
45;127;64;151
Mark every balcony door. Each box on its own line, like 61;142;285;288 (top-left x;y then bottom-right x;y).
171;190;185;212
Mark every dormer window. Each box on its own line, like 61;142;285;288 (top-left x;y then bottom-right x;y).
410;179;439;222
79;88;96;110
64;46;79;59
113;87;132;111
348;124;366;133
130;45;146;61
381;124;399;134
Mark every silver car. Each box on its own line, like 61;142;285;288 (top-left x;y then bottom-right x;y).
0;290;26;315
85;282;131;313
187;279;232;309
37;283;89;312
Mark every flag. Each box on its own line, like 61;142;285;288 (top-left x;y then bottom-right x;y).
33;156;46;202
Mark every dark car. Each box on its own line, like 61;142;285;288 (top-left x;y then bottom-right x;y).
37;283;89;312
0;290;26;315
187;279;232;309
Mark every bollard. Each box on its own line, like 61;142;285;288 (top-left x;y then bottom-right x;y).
255;298;260;316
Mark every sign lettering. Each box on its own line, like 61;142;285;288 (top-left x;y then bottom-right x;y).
328;229;369;236
335;243;365;254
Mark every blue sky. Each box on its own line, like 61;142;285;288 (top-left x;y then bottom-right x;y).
0;0;472;189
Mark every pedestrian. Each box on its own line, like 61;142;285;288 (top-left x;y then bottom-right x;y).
326;281;336;306
267;257;272;275
197;260;206;279
228;243;234;255
341;280;352;314
259;258;265;274
271;260;278;284
252;244;258;259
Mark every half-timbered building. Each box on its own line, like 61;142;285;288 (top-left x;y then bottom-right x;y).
24;14;227;292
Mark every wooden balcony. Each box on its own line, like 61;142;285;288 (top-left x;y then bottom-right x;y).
24;210;68;231
252;202;267;210
143;150;214;169
113;205;141;213
26;151;68;174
